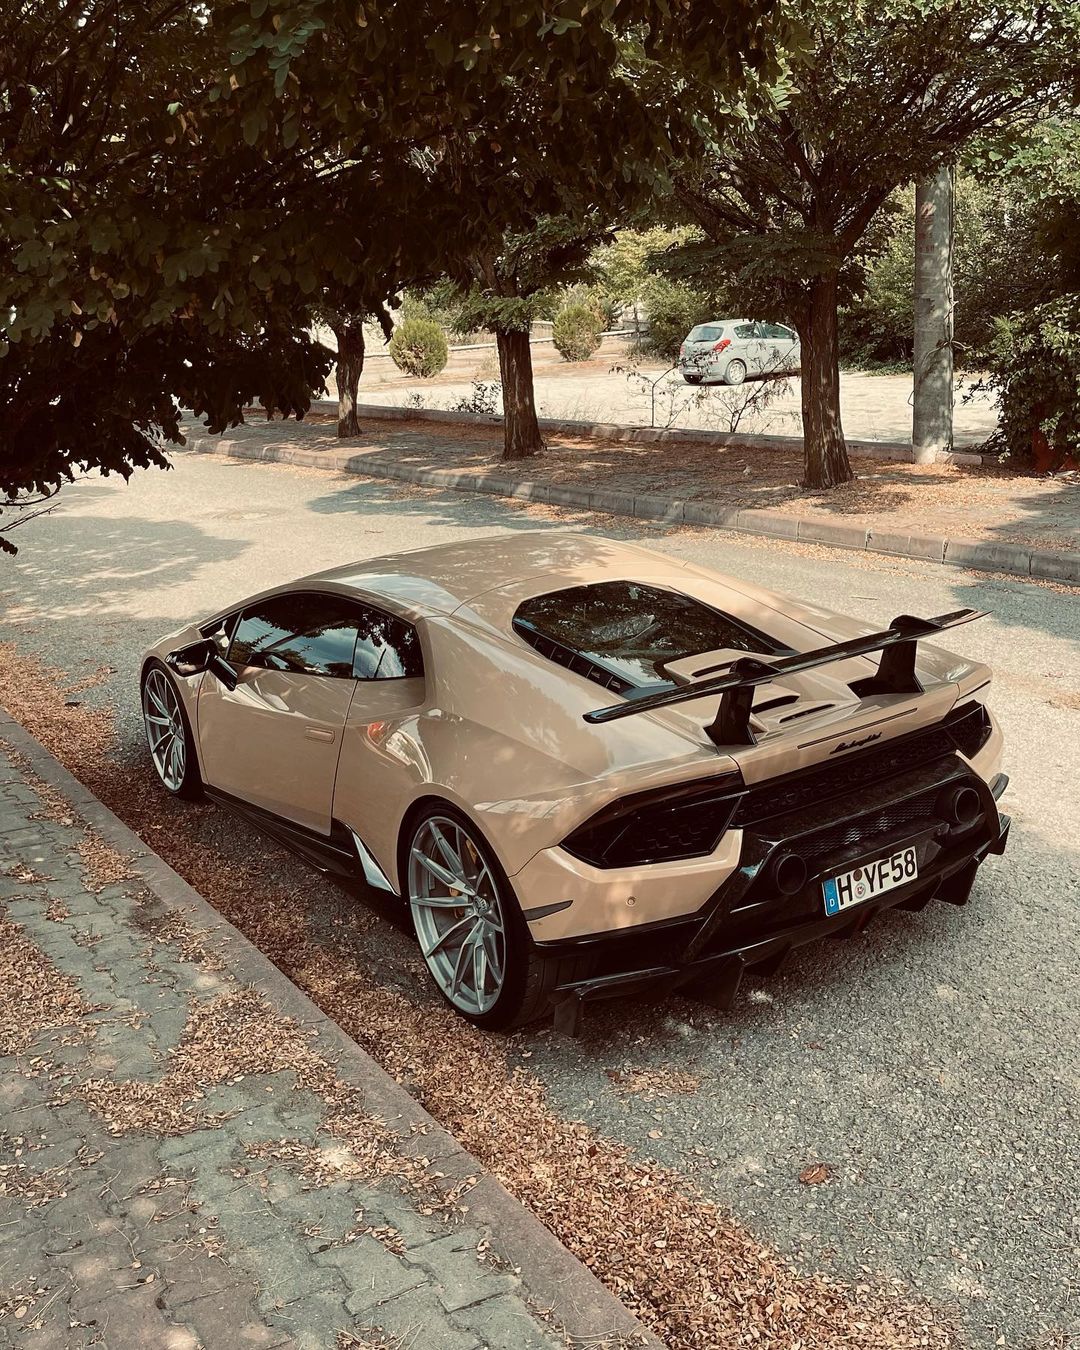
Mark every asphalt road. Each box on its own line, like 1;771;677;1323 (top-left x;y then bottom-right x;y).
2;452;1077;1349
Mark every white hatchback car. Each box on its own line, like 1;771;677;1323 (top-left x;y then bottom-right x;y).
678;319;801;386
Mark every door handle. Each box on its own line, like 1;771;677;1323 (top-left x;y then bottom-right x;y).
305;728;335;744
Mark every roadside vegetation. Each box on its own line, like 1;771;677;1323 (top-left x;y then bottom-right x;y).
387;317;449;380
552;301;604;363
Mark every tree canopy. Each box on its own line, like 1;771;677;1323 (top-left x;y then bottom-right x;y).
2;0;791;543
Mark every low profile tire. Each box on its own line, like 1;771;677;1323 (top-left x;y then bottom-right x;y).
405;804;585;1030
140;661;202;800
724;359;747;386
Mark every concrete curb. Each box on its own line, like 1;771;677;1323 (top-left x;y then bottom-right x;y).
311;398;995;467
183;427;1080;586
0;707;660;1350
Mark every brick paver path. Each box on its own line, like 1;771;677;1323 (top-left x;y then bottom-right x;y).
0;741;569;1350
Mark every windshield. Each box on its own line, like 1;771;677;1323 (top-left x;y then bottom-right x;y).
513;580;783;691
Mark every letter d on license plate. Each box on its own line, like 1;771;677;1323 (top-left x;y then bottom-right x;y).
822;846;918;916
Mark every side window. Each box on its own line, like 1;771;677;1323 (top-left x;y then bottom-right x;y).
732;323;756;340
762;323;793;339
229;594;360;678
354;605;424;680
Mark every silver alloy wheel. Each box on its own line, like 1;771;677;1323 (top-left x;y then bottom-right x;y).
408;815;508;1016
726;359;747;386
142;668;187;792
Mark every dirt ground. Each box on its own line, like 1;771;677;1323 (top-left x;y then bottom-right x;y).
338;334;1002;448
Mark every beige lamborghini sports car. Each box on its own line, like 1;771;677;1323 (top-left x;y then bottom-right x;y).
141;533;1009;1032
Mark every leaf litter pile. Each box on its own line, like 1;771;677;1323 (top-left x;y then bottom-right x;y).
3;739;134;893
75;986;437;1209
0;644;960;1349
0;914;94;1057
606;1065;702;1100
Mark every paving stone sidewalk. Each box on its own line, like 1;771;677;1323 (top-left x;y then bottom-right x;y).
0;720;654;1350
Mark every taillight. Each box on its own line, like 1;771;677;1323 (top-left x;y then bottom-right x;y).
712;337;731;352
562;773;743;868
679;343;685;356
943;701;993;759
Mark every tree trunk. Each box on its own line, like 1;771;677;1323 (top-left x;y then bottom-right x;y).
496;327;544;460
333;320;365;437
912;166;954;464
799;273;854;489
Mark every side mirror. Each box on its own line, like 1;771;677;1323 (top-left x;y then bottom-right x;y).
165;639;239;691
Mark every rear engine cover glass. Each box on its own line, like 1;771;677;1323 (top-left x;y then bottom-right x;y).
514;581;784;691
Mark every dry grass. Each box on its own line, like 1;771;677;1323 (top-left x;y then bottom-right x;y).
0;644;961;1350
337;1330;407;1350
0;1280;50;1328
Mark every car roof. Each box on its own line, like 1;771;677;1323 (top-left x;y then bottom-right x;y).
689;318;749;328
302;532;679;619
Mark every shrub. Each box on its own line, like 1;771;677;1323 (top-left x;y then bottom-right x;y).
388;318;448;378
562;282;620;331
636;277;715;362
553;303;603;362
450;379;502;415
979;295;1080;468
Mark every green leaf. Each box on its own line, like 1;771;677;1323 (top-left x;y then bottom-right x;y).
429;32;453;64
242;109;263;145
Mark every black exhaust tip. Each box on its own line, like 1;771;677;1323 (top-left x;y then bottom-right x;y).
773;852;808;896
938;783;982;828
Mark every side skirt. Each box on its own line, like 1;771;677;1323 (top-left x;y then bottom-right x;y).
203;787;399;895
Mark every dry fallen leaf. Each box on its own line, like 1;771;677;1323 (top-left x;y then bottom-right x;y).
798;1163;833;1186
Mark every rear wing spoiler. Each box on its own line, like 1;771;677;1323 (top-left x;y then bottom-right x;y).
583;609;987;748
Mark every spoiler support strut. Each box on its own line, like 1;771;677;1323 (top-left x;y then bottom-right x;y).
583;609;987;748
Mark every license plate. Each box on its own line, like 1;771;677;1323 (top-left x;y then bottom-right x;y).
822;846;918;916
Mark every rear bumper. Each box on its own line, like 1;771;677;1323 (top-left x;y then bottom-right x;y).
542;770;1011;1034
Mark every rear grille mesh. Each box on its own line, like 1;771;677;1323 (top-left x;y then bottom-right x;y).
797;790;940;863
733;702;990;827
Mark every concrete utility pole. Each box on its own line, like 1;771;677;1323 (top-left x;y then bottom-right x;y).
912;165;955;464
